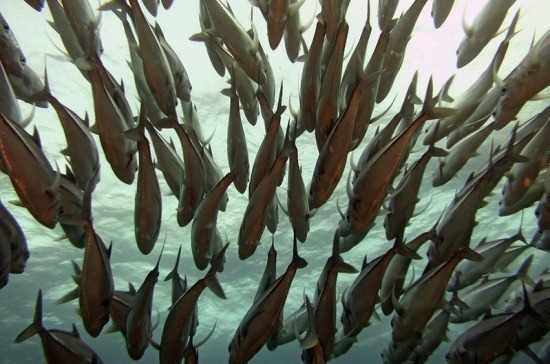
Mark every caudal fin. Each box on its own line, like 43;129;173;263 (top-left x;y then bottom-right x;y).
15;290;44;343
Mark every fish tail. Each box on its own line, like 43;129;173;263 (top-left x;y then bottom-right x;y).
421;77;457;120
205;243;228;299
164;244;182;282
291;233;307;269
516;254;535;286
14;290;44;343
394;238;421;260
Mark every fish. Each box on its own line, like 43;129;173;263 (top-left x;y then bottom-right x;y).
23;0;45;11
198;0;226;77
0;12;47;107
0;60;24;127
202;0;267;86
45;0;90;80
0;114;62;228
499;167;549;217
391;248;482;342
379;228;437;315
341;238;420;337
302;231;357;362
447;224;527;292
15;290;103;363
377;0;398;31
266;0;305;50
445;284;541;364
224;67;250;194
238;139;293;260
142;0;160;17
340;78;454;237
499;120;549;209
284;131;310;242
125;241;165;359
283;0;313;63
431;0;455;29
59;0;103;59
124;107;162;255
159;244;227;364
77;189;114;338
450;254;534;324
228;235;307;363
314;21;349;150
57;170;86;249
339;2;372;112
0;197;29;274
432;122;495;187
376;0;428;103
191;172;235;270
31;66;100;192
88;57;138;185
318;0;351;42
0;213;11;288
170;121;207;227
154;22;192;102
309;72;364;210
493;29;550;129
299;21;326;132
105;0;177;118
456;0;516;68
164;245;188;309
384;124;447;241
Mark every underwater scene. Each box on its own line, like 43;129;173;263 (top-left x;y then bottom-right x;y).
0;0;549;363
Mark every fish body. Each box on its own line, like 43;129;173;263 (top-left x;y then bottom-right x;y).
0;114;61;228
377;0;398;31
225;74;250;194
431;0;454;28
60;0;102;58
376;0;428;103
342;239;418;337
456;0;516;68
432;122;494;187
0;198;29;275
0;12;46;107
15;290;103;363
229;236;307;363
79;217;114;337
125;245;163;359
391;248;481;342
191;172;235;270
89;59;137;185
299;21;326;132
0;61;23;126
127;0;177;117
126;112;162;255
202;0;266;85
160;245;227;364
238;142;292;260
303;232;357;362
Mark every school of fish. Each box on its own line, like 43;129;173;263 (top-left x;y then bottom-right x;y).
0;0;548;363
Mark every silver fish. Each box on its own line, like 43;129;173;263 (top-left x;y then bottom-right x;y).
202;0;267;85
341;239;420;337
0;114;61;228
229;235;307;363
225;68;250;194
125;242;164;359
60;0;102;58
15;290;103;363
456;0;516;68
0;197;29;274
191;172;235;270
159;244;227;364
0;12;46;107
431;0;454;29
376;0;428;103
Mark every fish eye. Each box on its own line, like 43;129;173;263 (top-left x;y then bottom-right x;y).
501;87;507;95
24;251;30;260
446;353;450;361
3;24;9;31
20;56;26;65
